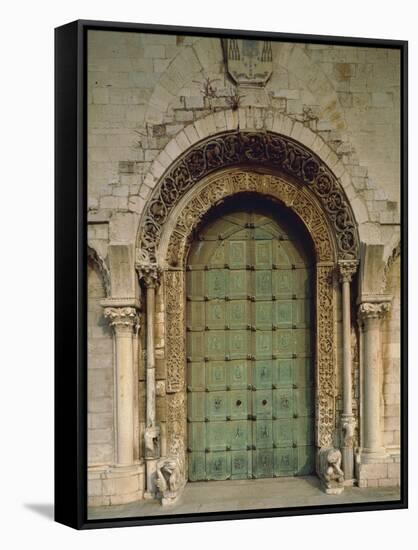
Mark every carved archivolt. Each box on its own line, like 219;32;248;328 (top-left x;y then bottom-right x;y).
160;171;340;449
138;130;359;264
166;171;335;268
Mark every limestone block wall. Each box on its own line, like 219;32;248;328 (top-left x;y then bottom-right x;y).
87;258;114;466
87;30;401;248
382;254;401;453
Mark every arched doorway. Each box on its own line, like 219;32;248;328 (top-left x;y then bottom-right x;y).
139;164;360;499
185;196;315;481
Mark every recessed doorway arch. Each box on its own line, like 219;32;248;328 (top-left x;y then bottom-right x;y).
152;168;344;492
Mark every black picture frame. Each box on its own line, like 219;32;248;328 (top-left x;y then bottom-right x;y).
55;19;408;530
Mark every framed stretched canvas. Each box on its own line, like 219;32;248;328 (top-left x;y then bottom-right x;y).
55;19;408;529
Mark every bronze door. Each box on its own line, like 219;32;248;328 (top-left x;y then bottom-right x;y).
186;208;314;481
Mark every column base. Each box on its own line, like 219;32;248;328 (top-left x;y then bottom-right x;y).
357;453;400;488
361;448;388;463
88;463;145;507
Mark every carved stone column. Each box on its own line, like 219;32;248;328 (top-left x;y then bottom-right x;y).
338;260;358;484
136;263;162;498
358;299;391;462
102;304;140;466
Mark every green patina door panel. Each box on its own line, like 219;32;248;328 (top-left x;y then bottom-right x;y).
231;450;252;479
253;449;274;478
187;208;314;481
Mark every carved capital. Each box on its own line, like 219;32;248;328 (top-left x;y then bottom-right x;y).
358;300;391;321
338;260;359;283
136;263;163;288
103;306;139;333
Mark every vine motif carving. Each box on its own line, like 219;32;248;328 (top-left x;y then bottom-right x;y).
316;265;336;448
166;172;334;267
165;270;185;393
166;392;187;480
138;130;359;263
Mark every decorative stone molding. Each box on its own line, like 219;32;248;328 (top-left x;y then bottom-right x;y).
164;270;186;393
136;263;163;288
166;392;187;478
338;260;359;283
103;306;139;332
88;245;111;297
137;130;360;264
165;171;336;267
316;264;336;448
318;447;345;494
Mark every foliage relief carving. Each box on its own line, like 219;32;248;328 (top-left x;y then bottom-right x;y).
138;130;359;264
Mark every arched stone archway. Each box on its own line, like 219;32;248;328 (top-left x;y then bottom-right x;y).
137;130;360;265
158;170;340;482
135;133;361;501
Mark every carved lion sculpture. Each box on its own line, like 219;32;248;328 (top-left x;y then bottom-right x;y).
319;447;345;494
155;454;185;505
